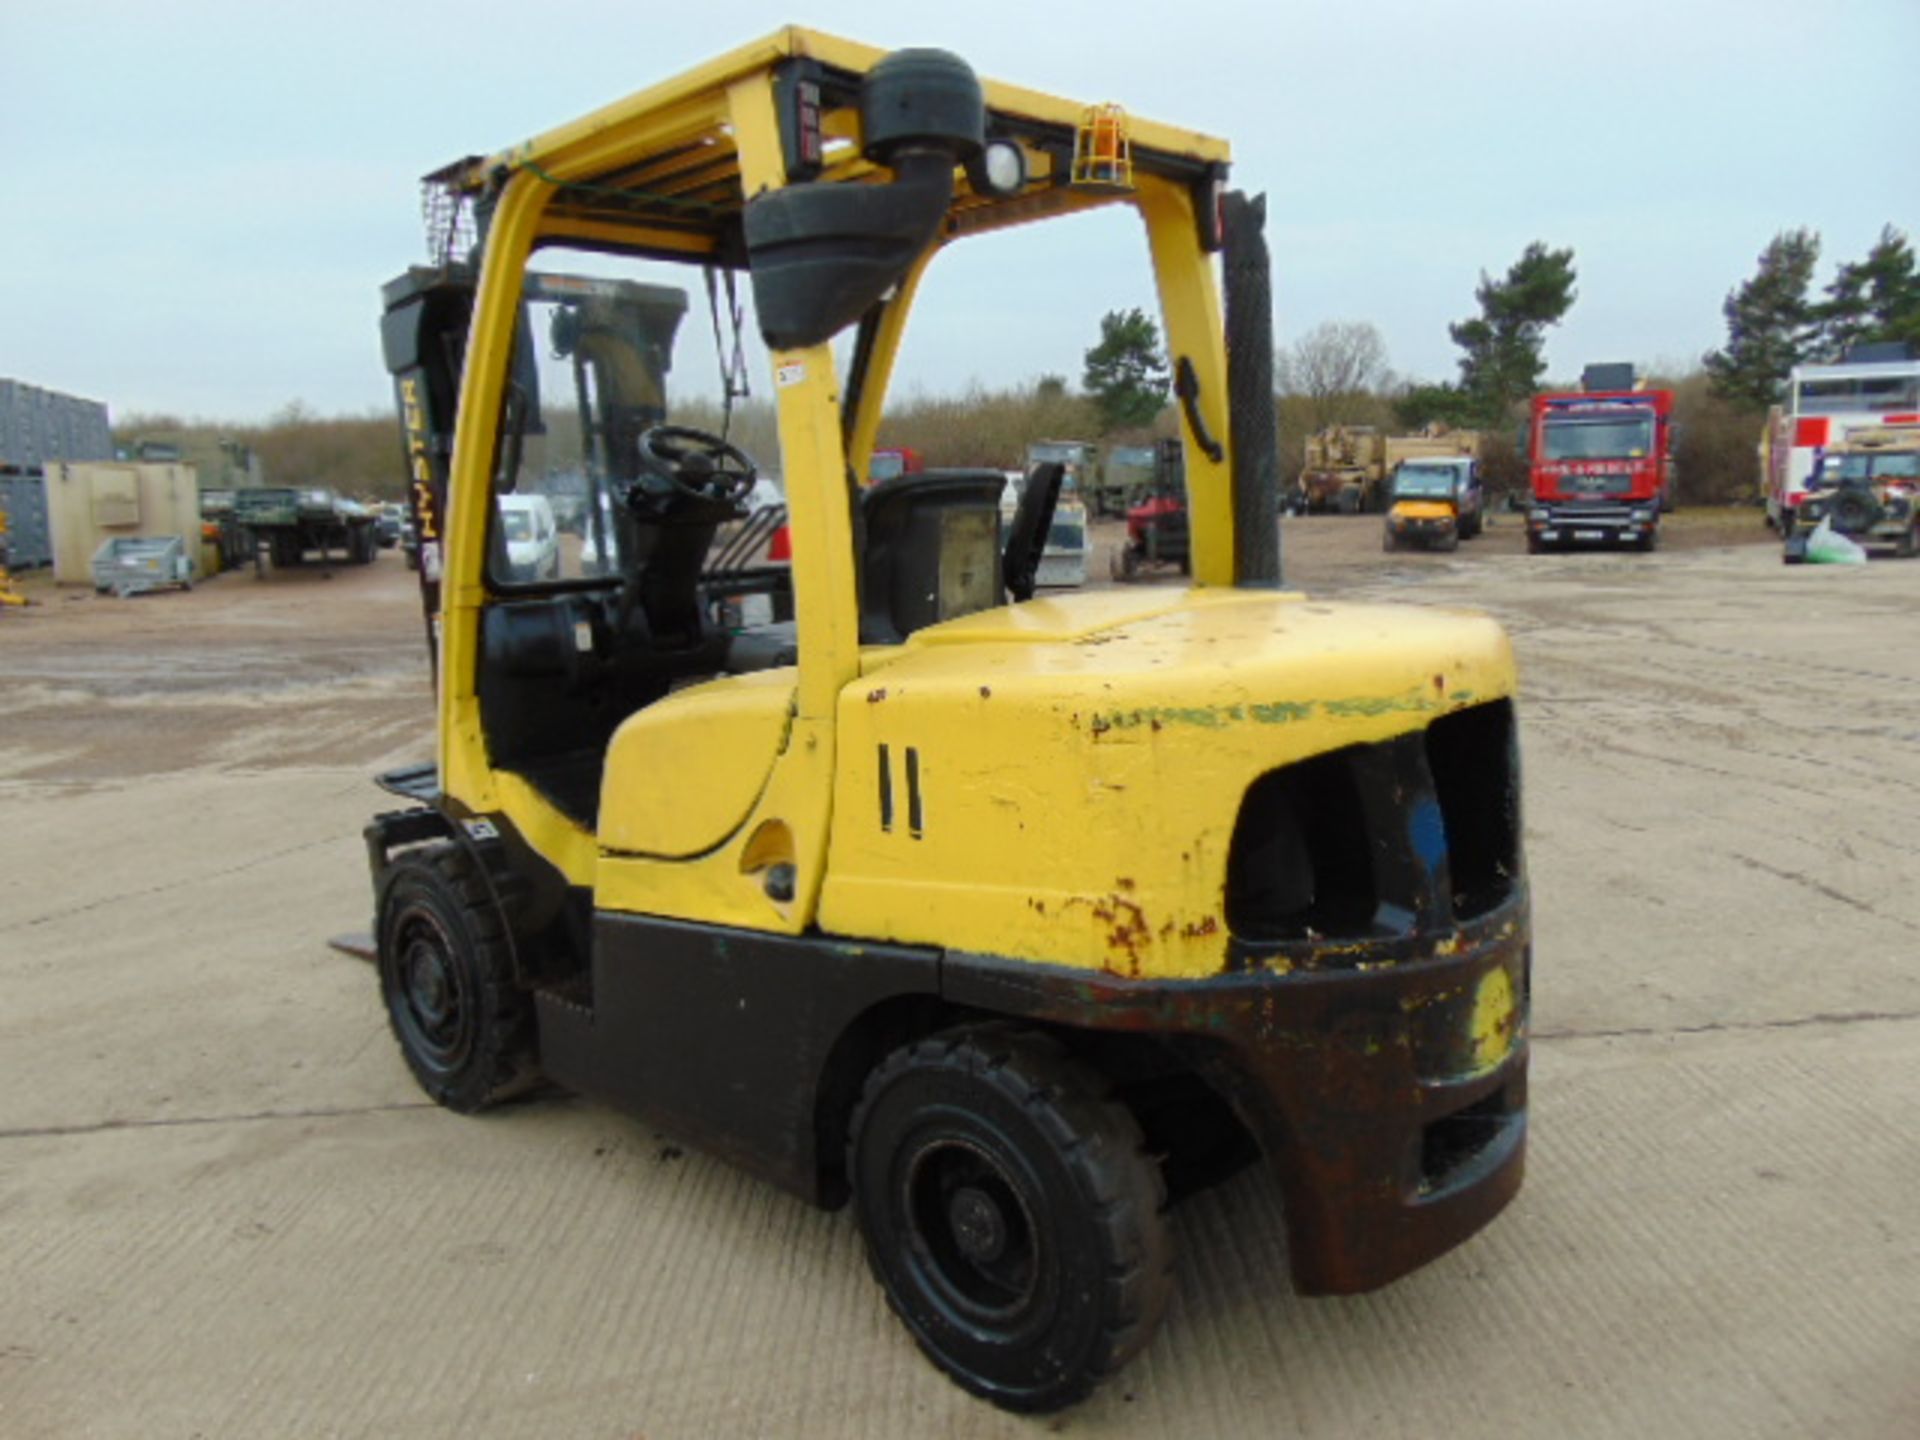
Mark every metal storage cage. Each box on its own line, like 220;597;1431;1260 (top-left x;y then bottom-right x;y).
89;535;193;597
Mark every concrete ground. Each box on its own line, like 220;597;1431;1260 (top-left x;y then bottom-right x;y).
1;516;1914;1438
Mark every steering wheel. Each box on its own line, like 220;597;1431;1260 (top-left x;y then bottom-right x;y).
635;425;758;508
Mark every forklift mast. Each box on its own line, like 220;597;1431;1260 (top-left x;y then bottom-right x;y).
380;264;476;664
379;264;689;671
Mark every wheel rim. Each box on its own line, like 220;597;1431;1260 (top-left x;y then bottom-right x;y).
901;1134;1040;1323
388;906;474;1077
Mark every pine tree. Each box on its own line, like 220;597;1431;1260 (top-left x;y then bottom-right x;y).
1704;230;1820;409
1082;309;1170;431
1818;225;1920;358
1447;243;1578;424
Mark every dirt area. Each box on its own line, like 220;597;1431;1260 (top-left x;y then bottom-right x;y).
2;518;1915;1439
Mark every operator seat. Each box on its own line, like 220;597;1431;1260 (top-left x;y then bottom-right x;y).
858;469;1010;644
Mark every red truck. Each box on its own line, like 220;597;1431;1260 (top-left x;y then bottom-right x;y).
1525;364;1674;553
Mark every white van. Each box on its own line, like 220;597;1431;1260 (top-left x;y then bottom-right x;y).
496;494;560;582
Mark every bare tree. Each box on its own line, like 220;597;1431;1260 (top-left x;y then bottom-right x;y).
1276;321;1391;431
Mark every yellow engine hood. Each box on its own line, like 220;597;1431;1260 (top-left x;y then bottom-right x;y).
820;588;1514;977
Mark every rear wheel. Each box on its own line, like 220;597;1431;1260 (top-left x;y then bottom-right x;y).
377;843;538;1112
848;1025;1172;1414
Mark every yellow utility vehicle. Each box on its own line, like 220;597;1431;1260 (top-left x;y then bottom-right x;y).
1384;455;1484;552
365;28;1529;1413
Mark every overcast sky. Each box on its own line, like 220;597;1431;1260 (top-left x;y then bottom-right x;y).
4;0;1914;425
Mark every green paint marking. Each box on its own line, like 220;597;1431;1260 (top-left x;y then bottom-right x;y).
1250;701;1314;724
1322;693;1438;718
1094;690;1442;732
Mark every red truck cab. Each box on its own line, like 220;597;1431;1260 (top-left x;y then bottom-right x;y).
1526;365;1673;553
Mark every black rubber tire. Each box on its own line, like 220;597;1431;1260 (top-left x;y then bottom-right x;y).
1899;522;1919;560
1832;488;1880;534
848;1024;1172;1413
377;843;538;1113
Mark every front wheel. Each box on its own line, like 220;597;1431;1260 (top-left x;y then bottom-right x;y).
377;843;538;1112
848;1025;1173;1414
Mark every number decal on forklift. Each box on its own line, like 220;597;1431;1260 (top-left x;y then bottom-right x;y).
775;362;807;388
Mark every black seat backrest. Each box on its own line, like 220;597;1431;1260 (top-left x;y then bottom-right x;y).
859;470;1006;643
1003;461;1065;602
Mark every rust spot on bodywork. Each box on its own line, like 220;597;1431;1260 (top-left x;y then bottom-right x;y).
1065;892;1153;975
866;687;887;703
1181;915;1220;940
1092;895;1151;975
979;685;992;698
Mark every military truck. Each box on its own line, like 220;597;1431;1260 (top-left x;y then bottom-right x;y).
1299;424;1382;512
1093;443;1155;516
1302;425;1478;515
1782;423;1920;561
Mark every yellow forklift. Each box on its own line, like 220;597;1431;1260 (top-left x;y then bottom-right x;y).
366;28;1529;1412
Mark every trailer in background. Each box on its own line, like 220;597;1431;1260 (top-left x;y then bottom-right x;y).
232;487;379;568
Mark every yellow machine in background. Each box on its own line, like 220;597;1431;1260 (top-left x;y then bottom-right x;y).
362;29;1528;1413
1384;453;1486;552
0;508;27;607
